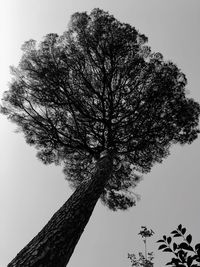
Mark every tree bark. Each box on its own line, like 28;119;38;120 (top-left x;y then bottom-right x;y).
8;152;113;267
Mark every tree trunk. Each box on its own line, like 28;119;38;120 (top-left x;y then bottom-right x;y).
8;152;113;267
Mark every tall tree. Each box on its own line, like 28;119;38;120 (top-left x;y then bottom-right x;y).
1;8;200;267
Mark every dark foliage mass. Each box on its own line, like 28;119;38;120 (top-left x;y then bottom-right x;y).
1;9;200;210
158;224;200;266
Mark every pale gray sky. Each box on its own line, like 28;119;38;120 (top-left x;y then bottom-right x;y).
0;1;200;266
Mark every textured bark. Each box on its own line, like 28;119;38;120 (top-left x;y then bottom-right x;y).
8;153;113;267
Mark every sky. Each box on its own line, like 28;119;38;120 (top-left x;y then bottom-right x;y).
0;1;200;266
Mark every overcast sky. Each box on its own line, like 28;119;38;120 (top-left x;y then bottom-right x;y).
0;1;200;266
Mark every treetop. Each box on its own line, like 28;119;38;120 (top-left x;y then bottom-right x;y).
1;8;200;210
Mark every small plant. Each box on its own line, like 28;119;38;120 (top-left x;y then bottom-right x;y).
157;224;200;266
128;226;154;267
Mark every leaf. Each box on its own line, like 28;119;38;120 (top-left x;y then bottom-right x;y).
158;244;167;250
195;243;200;251
187;246;194;252
173;233;182;237
178;224;182;231
181;227;186;235
179;242;190;250
180;242;193;252
186;234;192;244
166;262;173;265
163;235;167;240
171;230;178;234
173;242;177;251
167;236;172;244
157;239;164;243
163;247;173;252
171;258;181;264
187;255;194;267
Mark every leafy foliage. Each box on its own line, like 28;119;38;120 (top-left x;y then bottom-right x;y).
157;224;200;266
139;226;155;239
1;8;200;210
128;252;154;267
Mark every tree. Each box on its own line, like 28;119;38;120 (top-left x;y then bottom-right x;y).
128;226;154;267
157;225;200;266
1;8;200;267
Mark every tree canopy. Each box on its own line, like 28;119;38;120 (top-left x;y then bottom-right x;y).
1;8;200;210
